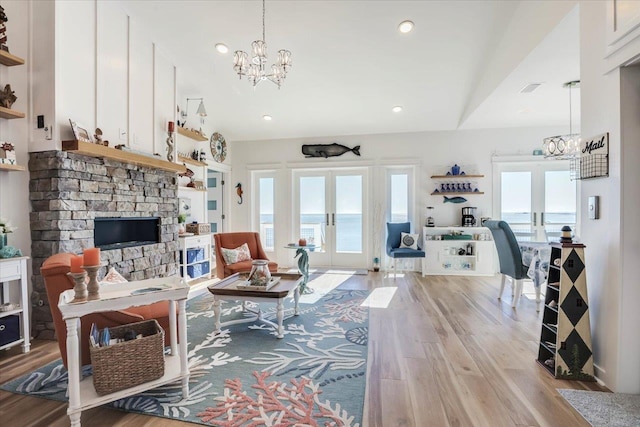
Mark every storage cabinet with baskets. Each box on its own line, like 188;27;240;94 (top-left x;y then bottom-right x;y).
537;242;595;381
0;256;30;353
179;233;212;282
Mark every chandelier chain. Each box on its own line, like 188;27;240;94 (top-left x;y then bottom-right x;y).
262;0;266;43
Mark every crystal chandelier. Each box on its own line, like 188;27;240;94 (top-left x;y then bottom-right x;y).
233;0;292;89
543;81;581;158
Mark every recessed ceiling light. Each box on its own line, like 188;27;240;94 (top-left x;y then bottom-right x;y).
263;115;272;121
392;106;403;113
215;43;229;54
398;20;414;34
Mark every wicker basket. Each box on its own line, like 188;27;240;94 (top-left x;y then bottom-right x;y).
185;223;211;235
90;319;165;395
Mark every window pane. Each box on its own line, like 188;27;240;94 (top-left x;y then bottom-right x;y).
335;175;362;253
259;177;274;251
391;174;408;222
300;176;326;251
544;170;576;242
501;171;532;240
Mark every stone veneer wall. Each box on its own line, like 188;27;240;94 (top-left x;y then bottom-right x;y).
28;150;179;339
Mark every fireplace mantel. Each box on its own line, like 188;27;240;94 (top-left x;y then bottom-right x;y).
62;140;186;173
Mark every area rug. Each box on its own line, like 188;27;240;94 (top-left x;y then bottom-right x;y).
558;389;640;427
1;288;369;426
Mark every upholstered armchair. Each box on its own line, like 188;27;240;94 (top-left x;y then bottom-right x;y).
386;222;425;277
214;232;278;279
484;220;529;308
40;253;173;368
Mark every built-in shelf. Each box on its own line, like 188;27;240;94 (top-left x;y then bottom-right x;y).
431;192;485;195
431;174;484;179
177;127;208;142
0;50;25;67
0;163;26;171
178;186;207;192
62;140;186;173
0;106;25;119
178;155;208;167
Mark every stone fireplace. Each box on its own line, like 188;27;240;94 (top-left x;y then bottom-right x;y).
28;150;179;339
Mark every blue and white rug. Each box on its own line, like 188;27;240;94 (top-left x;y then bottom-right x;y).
2;288;369;426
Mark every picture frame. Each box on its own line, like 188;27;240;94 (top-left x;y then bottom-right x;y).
69;119;93;143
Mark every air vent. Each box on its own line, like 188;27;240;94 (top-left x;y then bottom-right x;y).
520;83;542;93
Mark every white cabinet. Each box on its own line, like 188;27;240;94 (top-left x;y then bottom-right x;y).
422;227;496;276
178;233;212;282
0;256;30;352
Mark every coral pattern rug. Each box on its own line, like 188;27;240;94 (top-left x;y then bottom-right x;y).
1;288;369;426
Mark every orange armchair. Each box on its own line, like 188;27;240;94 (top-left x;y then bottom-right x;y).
41;253;172;368
214;232;278;279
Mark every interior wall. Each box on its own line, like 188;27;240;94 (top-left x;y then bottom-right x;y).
229;125;565;268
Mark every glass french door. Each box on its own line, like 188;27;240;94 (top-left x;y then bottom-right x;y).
294;169;368;267
494;160;577;242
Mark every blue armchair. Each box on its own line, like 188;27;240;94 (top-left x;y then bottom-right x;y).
386;222;425;277
484;220;528;308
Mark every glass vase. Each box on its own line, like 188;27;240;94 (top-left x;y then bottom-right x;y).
0;233;6;250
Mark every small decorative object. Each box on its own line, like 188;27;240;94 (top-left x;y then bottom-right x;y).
236;183;243;204
302;143;361;158
443;196;467;204
191;149;199;160
298;238;307;246
0;84;16;109
0;142;15;161
426;207;435;227
0;302;16;312
94;128;105;145
210;132;227;163
0;5;9;52
248;259;271;287
69;119;93;143
178;213;187;234
166;123;174;162
84;264;103;300
199;149;206;162
451;164;461;175
68;255;88;303
560;225;573;243
373;257;380;272
0;216;16;249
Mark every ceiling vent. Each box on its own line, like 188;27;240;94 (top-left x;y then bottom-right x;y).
520;83;542;93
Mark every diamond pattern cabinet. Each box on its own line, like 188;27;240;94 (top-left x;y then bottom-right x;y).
537;242;595;381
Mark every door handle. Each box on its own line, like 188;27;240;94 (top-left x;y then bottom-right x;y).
326;213;329;226
541;212;545;225
532;212;537;226
332;213;335;226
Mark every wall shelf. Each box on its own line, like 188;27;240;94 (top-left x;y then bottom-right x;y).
431;192;484;195
0;163;26;171
0;50;25;66
178;155;208;167
62;140;187;173
178;186;207;192
0;106;25;119
177;127;208;142
431;174;484;179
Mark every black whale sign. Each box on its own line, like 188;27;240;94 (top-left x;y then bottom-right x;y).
302;143;361;158
582;133;608;155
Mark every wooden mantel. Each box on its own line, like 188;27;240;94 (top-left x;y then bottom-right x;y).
62;140;186;173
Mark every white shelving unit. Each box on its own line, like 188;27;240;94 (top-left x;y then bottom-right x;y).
0;256;30;353
422;227;496;276
178;233;212;282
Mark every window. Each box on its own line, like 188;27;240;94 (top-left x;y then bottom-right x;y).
253;172;276;251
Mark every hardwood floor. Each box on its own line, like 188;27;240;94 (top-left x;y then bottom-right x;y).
0;272;605;426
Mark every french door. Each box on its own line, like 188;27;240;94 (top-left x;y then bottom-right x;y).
493;160;577;242
294;169;368;267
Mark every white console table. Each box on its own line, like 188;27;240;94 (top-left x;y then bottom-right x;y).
58;276;189;427
0;256;30;353
422;227;497;276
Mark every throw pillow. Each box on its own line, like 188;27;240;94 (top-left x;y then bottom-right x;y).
102;267;128;284
221;243;252;265
399;232;419;250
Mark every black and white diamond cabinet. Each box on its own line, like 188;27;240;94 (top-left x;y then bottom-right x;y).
537;242;595;381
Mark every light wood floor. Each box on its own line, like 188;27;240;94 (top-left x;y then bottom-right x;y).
0;272;605;426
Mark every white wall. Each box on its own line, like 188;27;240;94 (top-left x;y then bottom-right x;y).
229;126;565;268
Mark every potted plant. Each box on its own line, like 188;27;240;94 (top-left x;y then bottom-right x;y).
0;216;16;249
177;214;187;234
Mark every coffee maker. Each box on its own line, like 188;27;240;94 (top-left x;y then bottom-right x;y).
461;207;477;227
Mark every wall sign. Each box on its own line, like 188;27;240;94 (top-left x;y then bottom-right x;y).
571;133;609;180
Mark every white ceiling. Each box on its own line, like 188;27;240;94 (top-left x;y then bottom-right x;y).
122;1;580;142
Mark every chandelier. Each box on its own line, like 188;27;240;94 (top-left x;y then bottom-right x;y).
543;81;581;158
233;0;292;89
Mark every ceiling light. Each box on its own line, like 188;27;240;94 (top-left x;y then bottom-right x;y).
543;81;581;159
392;106;403;113
233;0;292;89
398;20;414;34
215;43;229;54
263;115;272;121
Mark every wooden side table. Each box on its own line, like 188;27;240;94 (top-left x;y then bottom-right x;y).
57;276;190;427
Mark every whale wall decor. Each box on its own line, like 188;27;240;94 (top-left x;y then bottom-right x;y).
302;143;361;158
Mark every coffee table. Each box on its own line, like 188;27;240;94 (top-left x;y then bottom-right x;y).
208;272;303;338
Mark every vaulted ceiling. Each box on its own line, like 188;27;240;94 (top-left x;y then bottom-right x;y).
122;0;580;142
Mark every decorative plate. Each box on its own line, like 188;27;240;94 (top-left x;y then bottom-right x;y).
210;132;227;163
